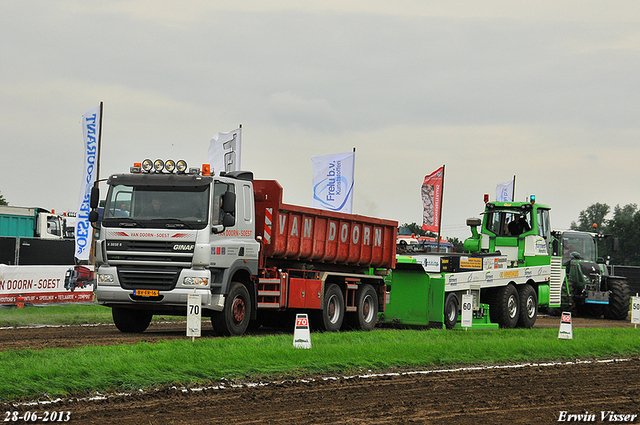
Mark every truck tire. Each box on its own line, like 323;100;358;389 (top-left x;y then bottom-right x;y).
604;278;631;320
112;307;152;333
490;284;520;328
212;282;251;336
317;284;345;332
517;284;537;328
345;284;378;331
444;293;459;330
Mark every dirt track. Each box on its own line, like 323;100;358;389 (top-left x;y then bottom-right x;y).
1;316;639;424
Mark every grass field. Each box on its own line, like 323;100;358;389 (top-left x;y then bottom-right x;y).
0;304;639;402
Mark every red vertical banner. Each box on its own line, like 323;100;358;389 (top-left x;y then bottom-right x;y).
421;166;444;232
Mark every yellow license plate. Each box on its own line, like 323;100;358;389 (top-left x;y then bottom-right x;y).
134;289;159;297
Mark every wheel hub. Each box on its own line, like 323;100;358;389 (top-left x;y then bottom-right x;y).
232;297;245;324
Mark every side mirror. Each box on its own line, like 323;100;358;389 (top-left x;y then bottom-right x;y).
90;186;100;209
222;213;235;227
89;210;99;223
222;191;236;213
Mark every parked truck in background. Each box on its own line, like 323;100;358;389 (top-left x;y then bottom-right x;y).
90;159;397;335
0;206;75;265
550;229;630;320
380;196;563;329
0;206;66;240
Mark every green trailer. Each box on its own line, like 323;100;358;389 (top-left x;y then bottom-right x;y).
378;256;498;329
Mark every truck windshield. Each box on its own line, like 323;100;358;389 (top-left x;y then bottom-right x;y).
562;233;597;263
485;209;532;236
102;184;209;229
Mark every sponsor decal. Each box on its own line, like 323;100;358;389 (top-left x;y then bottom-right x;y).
500;270;520;279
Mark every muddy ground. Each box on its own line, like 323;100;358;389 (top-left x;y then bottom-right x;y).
0;315;638;424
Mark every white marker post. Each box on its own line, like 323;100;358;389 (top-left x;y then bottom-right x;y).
187;293;202;341
293;314;312;349
558;311;573;340
631;294;640;328
461;294;473;329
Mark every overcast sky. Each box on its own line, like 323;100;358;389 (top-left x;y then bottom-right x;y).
1;1;639;240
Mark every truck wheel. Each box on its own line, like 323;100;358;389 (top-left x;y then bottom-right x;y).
517;284;537;328
444;293;459;330
212;282;251;336
345;284;378;331
491;284;520;328
318;284;345;332
112;307;152;333
604;278;631;320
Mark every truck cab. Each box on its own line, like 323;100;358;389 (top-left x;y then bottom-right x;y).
93;161;260;334
463;197;552;267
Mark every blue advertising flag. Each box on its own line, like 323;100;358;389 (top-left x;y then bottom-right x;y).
311;152;355;214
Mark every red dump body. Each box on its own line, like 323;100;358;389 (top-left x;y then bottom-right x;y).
253;180;397;269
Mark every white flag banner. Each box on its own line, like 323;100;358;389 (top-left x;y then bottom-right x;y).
208;128;242;176
496;180;514;202
75;106;101;261
311;152;355;214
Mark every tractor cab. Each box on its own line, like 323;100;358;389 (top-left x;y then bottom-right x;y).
463;196;552;267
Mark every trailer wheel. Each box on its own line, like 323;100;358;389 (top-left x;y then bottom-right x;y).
444;293;459;330
346;284;378;331
491;284;519;328
212;282;251;336
318;284;345;332
517;284;537;328
604;278;631;320
112;307;152;333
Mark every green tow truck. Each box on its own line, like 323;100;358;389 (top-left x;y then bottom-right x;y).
378;196;564;329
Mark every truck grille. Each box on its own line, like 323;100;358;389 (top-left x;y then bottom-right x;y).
118;266;180;290
105;240;194;290
105;240;194;267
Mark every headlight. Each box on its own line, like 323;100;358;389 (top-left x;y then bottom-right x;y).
97;274;115;284
165;159;176;173
183;277;209;286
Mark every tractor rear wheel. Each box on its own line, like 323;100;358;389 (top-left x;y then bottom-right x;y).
604;278;631;320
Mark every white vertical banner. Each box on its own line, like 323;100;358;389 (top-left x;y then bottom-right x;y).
496;180;514;202
74;106;101;262
208;127;242;176
311;151;355;213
